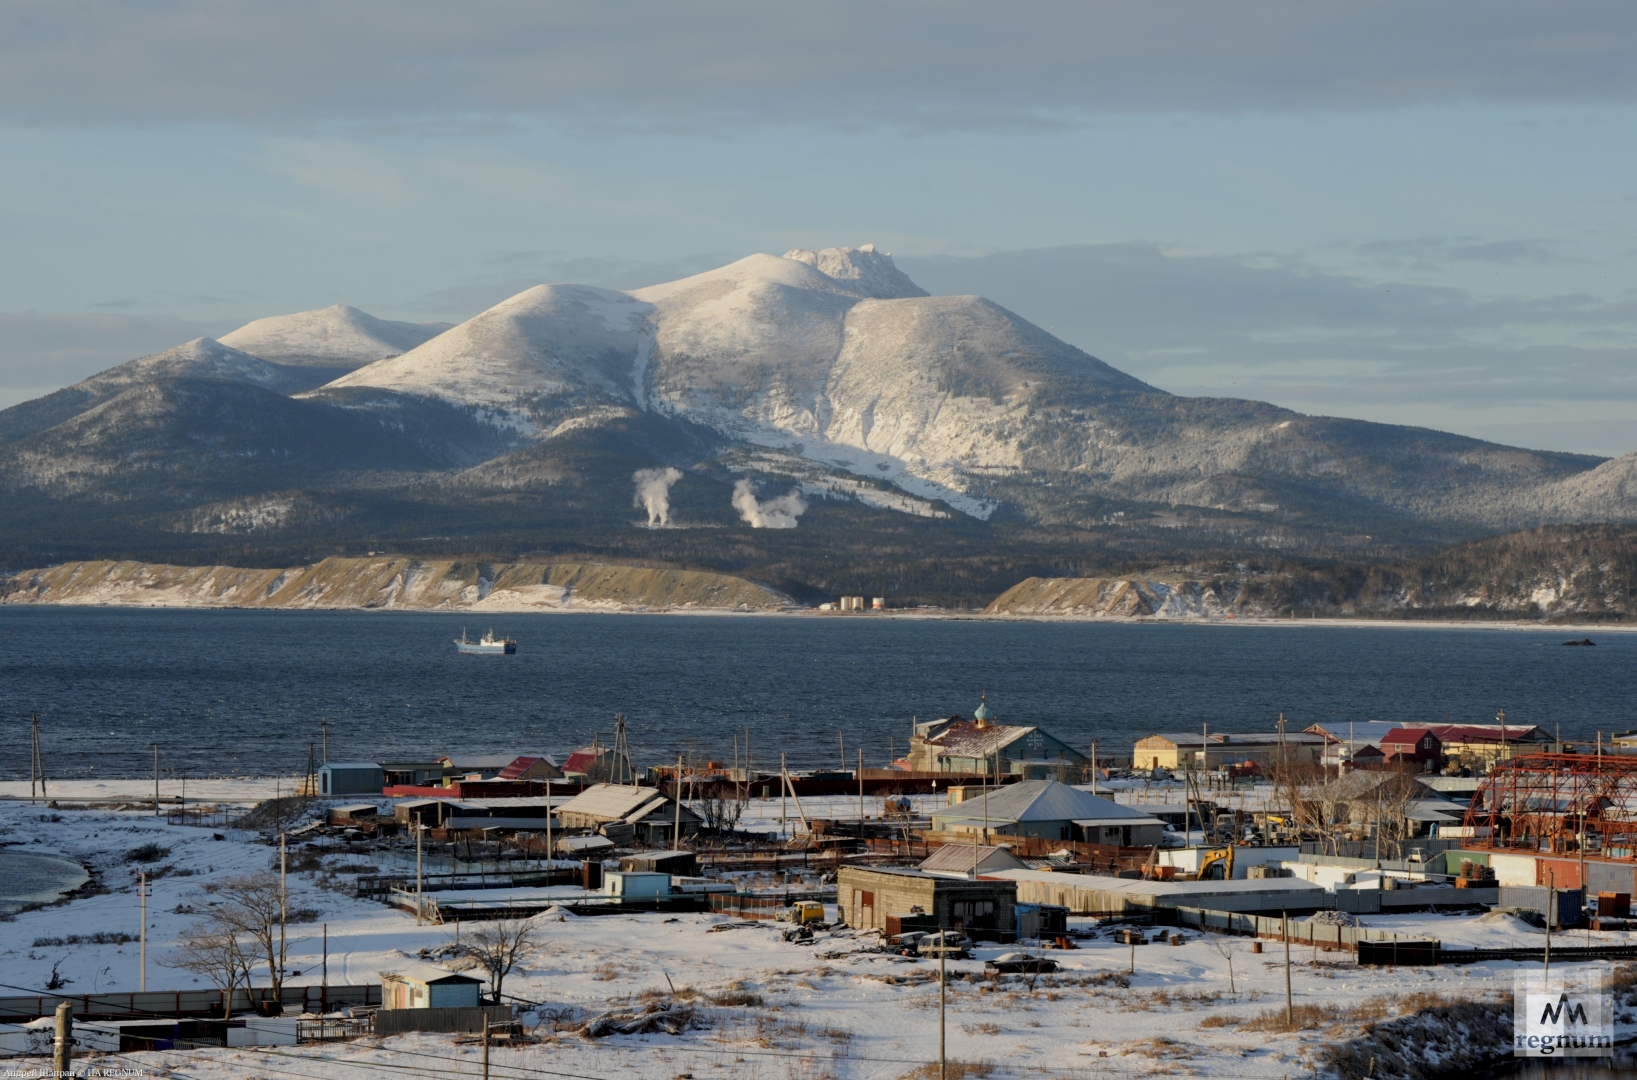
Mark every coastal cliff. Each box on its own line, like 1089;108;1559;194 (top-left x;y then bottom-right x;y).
0;557;791;612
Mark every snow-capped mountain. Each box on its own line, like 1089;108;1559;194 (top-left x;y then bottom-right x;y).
0;244;1633;551
219;304;449;368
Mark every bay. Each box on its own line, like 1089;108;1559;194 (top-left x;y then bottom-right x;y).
0;607;1632;779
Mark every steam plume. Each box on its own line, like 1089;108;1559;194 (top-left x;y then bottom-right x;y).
633;467;684;527
732;478;808;529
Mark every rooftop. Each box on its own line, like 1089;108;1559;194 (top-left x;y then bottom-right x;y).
931;780;1160;826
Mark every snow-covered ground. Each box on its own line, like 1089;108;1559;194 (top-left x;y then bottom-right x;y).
0;795;1623;1078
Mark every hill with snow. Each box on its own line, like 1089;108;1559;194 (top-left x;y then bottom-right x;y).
219;304;449;368
0;244;1633;596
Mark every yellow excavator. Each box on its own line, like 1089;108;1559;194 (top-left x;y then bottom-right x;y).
1196;847;1235;881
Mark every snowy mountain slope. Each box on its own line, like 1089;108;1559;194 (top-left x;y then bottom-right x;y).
2;243;1633;544
0;378;463;495
0;338;332;445
318;285;653;427
219;304;449;368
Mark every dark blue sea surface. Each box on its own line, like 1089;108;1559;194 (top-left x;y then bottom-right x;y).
0;607;1632;779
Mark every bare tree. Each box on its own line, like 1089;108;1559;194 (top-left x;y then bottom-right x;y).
1208;935;1241;995
209;873;292;1000
462;918;538;1001
1371;768;1423;860
164;918;254;1003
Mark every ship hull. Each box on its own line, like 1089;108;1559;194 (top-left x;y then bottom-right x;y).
455;641;517;655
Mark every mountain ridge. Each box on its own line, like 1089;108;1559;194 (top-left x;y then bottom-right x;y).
0;244;1631;593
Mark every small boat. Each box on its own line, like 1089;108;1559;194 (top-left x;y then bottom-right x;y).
456;628;517;655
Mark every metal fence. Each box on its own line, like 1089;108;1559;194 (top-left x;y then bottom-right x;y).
1166;906;1422;951
0;985;381;1022
374;1006;514;1036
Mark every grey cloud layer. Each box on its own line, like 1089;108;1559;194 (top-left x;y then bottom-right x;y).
3;2;1635;127
900;245;1637;452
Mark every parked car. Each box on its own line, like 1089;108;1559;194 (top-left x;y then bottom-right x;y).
985;952;1058;975
915;931;972;958
783;900;826;925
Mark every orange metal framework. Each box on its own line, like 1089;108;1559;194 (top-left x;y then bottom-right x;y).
1462;752;1637;858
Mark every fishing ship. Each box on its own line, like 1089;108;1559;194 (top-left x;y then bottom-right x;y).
455;628;517;655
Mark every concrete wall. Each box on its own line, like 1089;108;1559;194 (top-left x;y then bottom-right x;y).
837;868;1016;937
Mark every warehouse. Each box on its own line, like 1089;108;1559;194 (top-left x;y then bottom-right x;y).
837;866;1017;939
929;780;1166;846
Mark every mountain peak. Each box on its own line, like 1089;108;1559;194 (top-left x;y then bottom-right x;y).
219;304;449;367
783;244;929;300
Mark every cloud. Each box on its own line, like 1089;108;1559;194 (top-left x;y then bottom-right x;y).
899;244;1637;455
0;312;229;405
2;3;1635;130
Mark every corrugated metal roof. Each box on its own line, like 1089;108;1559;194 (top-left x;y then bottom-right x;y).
919;845;1030;875
555;783;665;819
927;722;1035;760
930;780;1156;825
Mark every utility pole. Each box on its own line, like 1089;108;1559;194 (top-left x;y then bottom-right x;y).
279;832;288;996
780;753;788;840
839;731;846;773
1283;910;1293;1027
154;743;160;816
1090;742;1098;795
30;714;47;803
323;923;328;987
416;822;425;925
1545;870;1554;981
321;715;328;764
139;870;148;991
674;755;684;848
53;1000;72;1078
482;1017;492;1080
858;748;864;829
939;931;947;1080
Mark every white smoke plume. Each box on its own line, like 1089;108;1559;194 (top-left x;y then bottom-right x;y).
633;467;684;527
732;478;808;529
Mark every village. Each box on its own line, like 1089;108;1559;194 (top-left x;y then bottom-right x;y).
5;700;1637;1079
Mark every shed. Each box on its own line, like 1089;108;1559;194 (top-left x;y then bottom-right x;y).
318;762;384;797
554;783;701;844
838;866;1017;940
918;844;1030;878
620;850;698;876
929;780;1165;846
394;798;454;827
555;834;615;855
327;804;379;825
602;871;671;899
381;964;484;1010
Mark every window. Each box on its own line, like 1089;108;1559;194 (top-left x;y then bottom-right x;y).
952;900;994;918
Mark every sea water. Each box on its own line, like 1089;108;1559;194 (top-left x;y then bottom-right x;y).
0;606;1631;779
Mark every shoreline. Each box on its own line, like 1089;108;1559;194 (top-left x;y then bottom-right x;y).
1;599;1632;633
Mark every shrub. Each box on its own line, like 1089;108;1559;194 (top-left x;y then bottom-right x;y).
124;844;171;863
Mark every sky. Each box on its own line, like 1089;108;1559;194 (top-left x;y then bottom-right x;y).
1;2;1634;455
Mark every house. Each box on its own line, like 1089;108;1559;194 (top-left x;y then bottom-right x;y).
1429;723;1549;771
918;844;1031;878
443;796;557;832
553;783;701;844
496;755;561;781
317;762;384;797
905;697;1089;777
1131;731;1323;772
378;759;446;787
562;745;635;784
439;754;526;782
620;850;698;876
929;780;1166;846
838;866;1018;939
381;964;484;1010
1380;727;1443;768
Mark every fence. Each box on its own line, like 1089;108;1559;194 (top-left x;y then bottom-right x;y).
0;985;381;1022
1164;906;1423;951
375;1006;515;1036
